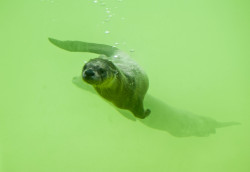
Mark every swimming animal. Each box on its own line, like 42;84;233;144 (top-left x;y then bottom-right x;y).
49;38;150;119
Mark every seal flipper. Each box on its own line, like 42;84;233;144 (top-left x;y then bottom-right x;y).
132;109;151;119
131;100;151;119
48;38;118;57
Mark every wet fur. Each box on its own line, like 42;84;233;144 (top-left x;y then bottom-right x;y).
47;38;150;119
82;51;150;119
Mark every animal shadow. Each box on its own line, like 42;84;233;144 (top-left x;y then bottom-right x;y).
72;76;240;137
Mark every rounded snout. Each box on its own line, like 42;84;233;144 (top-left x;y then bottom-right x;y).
84;69;95;77
82;61;110;85
82;68;101;85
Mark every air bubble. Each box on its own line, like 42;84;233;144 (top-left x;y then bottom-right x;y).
114;55;118;58
105;30;110;34
93;0;98;3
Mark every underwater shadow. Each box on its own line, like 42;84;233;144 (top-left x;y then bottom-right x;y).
73;76;240;137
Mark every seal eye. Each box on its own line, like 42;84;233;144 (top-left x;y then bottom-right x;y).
98;68;105;75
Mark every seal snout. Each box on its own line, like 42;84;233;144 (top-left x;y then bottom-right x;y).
85;69;95;77
82;67;103;85
82;68;96;83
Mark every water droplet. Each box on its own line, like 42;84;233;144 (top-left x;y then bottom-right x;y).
130;49;135;52
93;0;98;3
114;42;119;45
113;55;118;58
105;30;110;34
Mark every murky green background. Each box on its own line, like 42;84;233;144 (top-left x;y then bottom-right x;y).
1;0;250;171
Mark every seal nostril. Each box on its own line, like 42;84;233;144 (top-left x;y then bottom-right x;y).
85;69;95;76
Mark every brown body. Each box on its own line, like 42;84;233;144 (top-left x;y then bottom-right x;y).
48;38;150;118
82;55;150;119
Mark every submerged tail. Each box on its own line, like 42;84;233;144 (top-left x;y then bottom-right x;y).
48;38;118;57
216;121;241;128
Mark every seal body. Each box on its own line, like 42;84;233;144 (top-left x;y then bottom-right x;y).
82;51;150;119
48;38;150;119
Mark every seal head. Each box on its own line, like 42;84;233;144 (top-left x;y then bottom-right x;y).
82;58;117;87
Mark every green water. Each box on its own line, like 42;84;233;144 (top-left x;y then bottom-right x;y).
1;0;250;171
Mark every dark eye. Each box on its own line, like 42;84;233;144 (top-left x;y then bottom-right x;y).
98;68;105;75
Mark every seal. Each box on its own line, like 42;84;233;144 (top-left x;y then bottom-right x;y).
49;38;150;119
